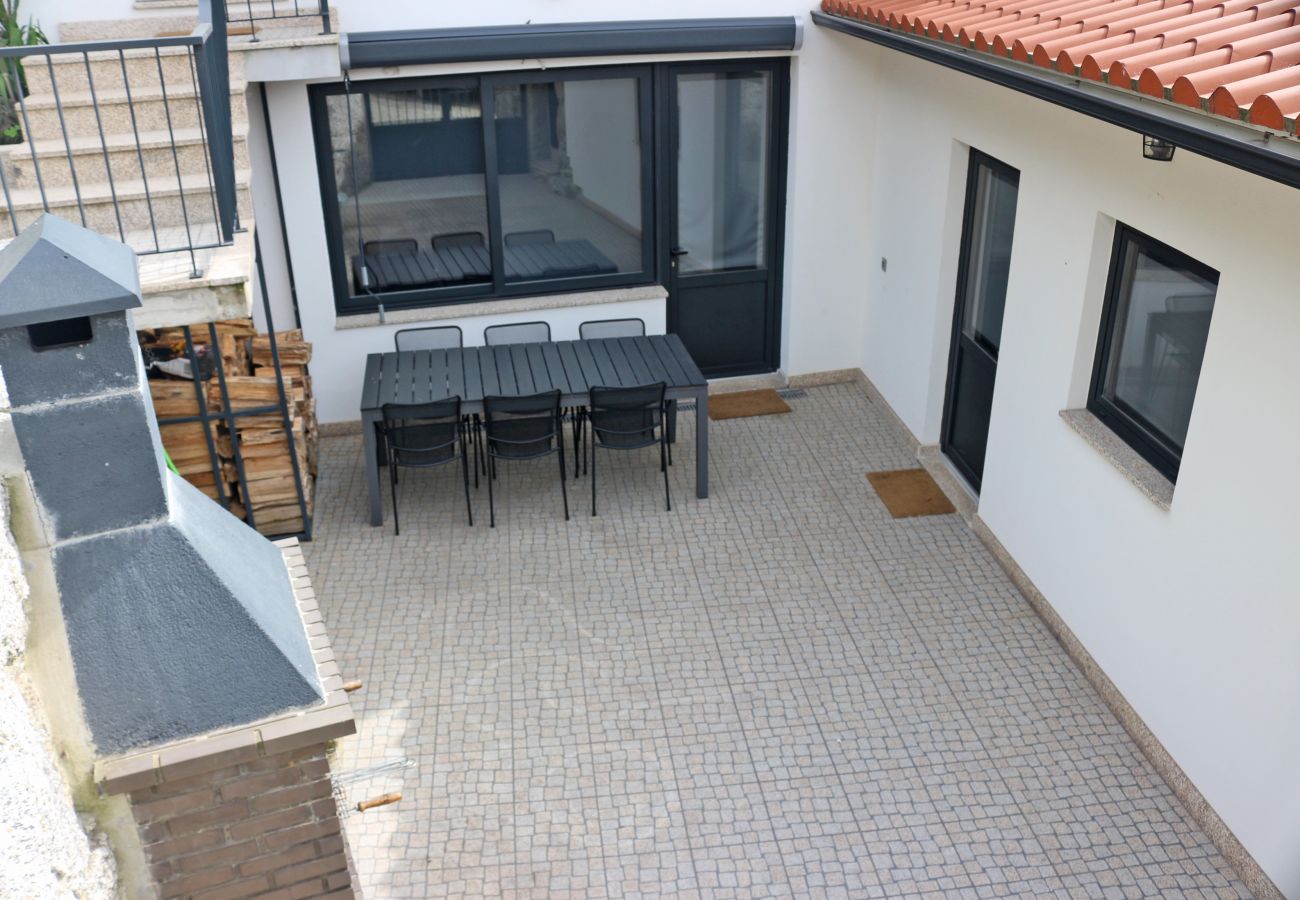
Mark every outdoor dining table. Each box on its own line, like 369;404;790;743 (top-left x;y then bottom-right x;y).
359;333;710;526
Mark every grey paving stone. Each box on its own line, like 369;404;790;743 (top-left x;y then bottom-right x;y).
306;383;1247;897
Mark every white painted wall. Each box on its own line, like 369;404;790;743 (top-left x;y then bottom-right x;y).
854;44;1300;896
248;7;874;423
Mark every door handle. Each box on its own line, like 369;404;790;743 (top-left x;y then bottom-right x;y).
670;247;689;257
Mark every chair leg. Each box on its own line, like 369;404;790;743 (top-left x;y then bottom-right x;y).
487;452;496;528
661;431;672;512
558;422;570;522
461;436;474;527
591;440;597;517
572;409;582;479
389;458;401;536
666;403;674;468
471;416;481;489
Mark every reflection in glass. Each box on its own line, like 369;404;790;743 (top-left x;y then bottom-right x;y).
495;78;644;283
961;164;1018;355
327;86;491;296
1101;238;1216;448
675;71;771;274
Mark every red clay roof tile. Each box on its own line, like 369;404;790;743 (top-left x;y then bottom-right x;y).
822;0;1300;133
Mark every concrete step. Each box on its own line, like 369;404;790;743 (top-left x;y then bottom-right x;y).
16;77;248;137
0;170;253;245
61;7;338;41
0;123;249;190
135;228;255;328
20;45;212;97
0;223;254;326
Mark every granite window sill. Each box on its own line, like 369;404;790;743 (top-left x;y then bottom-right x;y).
1060;409;1174;510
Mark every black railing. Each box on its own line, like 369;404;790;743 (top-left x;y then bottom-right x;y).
226;0;332;39
0;12;238;277
150;229;314;540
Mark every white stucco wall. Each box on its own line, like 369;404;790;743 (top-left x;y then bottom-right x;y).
851;41;1300;896
248;5;874;423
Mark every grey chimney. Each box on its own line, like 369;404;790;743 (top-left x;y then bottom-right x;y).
0;215;323;754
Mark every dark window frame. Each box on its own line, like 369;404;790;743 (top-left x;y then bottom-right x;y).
1087;223;1218;482
309;64;657;315
939;147;1020;492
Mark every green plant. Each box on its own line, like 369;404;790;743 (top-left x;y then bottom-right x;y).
0;0;47;145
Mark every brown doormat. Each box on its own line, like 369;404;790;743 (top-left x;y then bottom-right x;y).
708;389;791;421
866;469;956;518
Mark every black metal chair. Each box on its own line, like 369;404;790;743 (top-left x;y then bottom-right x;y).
364;238;418;255
393;325;483;480
573;318;674;471
579;317;645;340
483;390;569;527
588;382;671;516
380;398;473;535
504;229;556;247
432;231;485;251
483;321;551;346
394;325;463;352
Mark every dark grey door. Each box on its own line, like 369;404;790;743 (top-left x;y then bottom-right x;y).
665;62;787;377
941;151;1019;491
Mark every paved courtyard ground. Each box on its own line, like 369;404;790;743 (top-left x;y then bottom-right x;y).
304;382;1248;898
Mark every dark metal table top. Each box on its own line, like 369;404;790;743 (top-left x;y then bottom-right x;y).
361;334;706;412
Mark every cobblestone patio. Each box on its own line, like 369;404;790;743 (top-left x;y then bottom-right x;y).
304;382;1248;898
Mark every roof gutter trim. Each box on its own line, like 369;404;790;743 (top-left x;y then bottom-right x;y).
342;17;799;70
811;10;1300;191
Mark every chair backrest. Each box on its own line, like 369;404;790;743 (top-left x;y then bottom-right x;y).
589;382;666;449
580;318;646;341
483;321;551;346
504;229;556;247
381;398;462;467
432;231;485;251
364;238;417;255
483;390;562;459
395;325;463;353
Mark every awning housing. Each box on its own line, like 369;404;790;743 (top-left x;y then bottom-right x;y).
341;17;801;70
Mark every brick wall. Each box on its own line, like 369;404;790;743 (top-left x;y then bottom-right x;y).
128;744;353;900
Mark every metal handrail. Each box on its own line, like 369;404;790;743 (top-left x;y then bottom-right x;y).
0;32;208;58
0;19;236;275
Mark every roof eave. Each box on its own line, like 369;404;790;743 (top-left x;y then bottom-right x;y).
811;9;1300;192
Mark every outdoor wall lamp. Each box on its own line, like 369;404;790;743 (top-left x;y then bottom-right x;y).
1143;135;1176;161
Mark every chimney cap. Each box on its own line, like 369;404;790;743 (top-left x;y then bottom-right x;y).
0;214;141;330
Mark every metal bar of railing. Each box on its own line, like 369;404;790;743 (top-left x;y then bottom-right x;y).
254;228;313;539
154;46;201;277
185;45;222;244
8;57;48;224
0;35;205;59
179;327;232;511
119;48;162;254
206;320;258;532
1;23;234;258
41;56;86;228
196;0;237;240
83;51;127;244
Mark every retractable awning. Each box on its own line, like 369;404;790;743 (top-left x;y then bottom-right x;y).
341;17;802;70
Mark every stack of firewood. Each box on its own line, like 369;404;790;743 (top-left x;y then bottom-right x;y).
140;318;317;536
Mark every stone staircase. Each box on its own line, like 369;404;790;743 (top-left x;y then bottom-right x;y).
0;3;337;328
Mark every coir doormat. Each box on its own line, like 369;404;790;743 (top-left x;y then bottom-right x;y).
866;468;956;518
708;389;792;421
